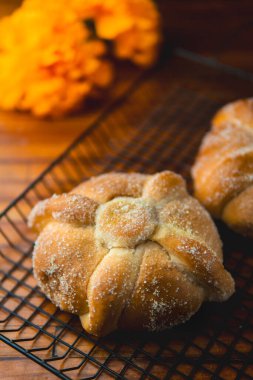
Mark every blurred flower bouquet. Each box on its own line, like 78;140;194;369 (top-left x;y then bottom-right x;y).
0;0;162;118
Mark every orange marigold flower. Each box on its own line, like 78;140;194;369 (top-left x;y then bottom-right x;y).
0;5;113;117
25;0;162;67
0;0;161;117
82;0;162;66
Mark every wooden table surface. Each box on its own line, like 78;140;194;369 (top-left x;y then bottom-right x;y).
0;1;253;379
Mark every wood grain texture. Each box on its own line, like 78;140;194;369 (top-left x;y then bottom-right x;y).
1;1;253;380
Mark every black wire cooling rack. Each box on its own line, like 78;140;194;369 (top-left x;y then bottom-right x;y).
0;50;253;380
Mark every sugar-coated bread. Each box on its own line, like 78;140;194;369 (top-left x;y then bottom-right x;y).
192;98;253;237
29;171;234;336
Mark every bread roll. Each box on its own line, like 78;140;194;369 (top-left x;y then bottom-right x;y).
192;98;253;237
29;171;234;336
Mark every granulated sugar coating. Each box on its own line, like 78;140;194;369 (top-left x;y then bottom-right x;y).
96;197;157;248
29;171;234;337
192;98;253;237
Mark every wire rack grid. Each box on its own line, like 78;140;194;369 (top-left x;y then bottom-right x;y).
0;51;253;380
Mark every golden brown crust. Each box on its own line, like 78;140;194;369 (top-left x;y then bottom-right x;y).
143;171;186;201
192;98;253;236
28;193;98;232
222;185;253;237
81;248;139;336
72;172;148;203
213;98;253;129
33;223;107;314
29;171;234;336
153;228;233;301
119;242;205;332
159;197;223;257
